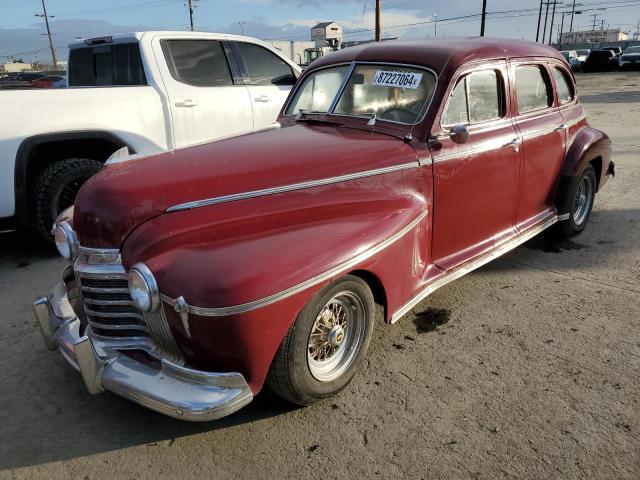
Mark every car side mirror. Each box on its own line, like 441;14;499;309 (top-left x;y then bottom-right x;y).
449;124;469;144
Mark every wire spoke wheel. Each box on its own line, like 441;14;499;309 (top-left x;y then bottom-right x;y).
307;292;365;382
572;173;594;226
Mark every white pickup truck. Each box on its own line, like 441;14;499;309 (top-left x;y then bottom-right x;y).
0;31;301;238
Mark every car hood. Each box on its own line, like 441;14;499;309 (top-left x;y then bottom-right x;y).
73;123;418;248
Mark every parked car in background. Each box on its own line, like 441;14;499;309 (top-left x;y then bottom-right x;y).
575;49;590;63
582;49;618;72
603;46;622;57
32;75;66;88
36;38;614;421
0;31;301;239
560;50;582;71
619;45;640;70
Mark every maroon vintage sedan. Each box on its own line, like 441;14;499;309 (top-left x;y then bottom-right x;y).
35;38;614;421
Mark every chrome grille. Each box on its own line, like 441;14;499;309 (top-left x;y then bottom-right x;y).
74;247;183;362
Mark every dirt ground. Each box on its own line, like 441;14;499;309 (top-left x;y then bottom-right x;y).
0;71;638;480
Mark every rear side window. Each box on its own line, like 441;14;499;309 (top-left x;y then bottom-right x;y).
162;40;233;87
442;69;503;126
235;42;295;86
515;65;551;113
554;67;574;104
68;43;146;87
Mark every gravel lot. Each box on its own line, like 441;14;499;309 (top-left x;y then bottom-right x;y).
0;72;638;480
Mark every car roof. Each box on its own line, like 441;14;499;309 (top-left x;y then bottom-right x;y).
309;37;565;73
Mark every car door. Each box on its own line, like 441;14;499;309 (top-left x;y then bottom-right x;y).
431;63;521;271
510;61;566;231
157;38;254;149
231;41;297;130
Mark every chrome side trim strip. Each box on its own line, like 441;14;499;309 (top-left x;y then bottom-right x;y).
166;162;419;213
162;210;429;316
390;215;558;324
432;135;516;163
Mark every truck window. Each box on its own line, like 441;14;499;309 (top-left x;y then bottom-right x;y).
68;43;147;87
235;42;295;86
442;70;503;126
162;40;233;87
515;65;551;113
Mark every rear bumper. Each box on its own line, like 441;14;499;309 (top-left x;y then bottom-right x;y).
33;280;253;422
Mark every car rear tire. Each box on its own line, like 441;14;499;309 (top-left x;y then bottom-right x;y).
33;158;103;241
556;164;597;238
266;275;375;406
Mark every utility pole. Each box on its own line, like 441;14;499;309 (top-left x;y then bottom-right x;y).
433;14;438;37
536;0;544;41
548;0;558;46
590;13;599;31
375;0;381;42
635;19;640;40
35;0;57;69
542;1;550;44
238;21;245;35
480;0;487;36
187;0;196;31
569;0;577;32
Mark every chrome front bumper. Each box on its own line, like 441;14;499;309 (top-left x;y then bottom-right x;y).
33;280;253;422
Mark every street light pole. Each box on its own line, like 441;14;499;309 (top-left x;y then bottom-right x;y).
35;0;57;69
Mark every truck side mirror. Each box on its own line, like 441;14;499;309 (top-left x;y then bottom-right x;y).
449;124;469;144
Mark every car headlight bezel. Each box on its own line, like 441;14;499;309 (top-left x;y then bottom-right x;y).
54;221;77;261
128;262;160;312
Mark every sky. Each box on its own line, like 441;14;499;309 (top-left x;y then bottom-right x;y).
1;0;639;63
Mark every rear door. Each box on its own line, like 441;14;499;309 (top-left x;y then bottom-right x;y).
431;62;521;271
511;61;566;231
231;41;297;130
158;38;254;148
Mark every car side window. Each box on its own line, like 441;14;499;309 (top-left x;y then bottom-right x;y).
442;69;502;126
235;42;295;86
515;65;551;113
161;39;233;87
554;67;574;104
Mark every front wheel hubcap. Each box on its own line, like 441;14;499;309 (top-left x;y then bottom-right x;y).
307;292;365;382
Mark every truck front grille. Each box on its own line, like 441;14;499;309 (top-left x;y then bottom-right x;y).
74;247;183;363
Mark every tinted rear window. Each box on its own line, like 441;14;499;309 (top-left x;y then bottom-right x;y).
161;39;233;87
68;43;147;87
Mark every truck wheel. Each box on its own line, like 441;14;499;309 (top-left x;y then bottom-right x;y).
266;275;375;406
556;164;597;238
33;158;103;240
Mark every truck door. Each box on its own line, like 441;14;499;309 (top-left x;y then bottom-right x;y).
157;38;254;148
231;41;297;131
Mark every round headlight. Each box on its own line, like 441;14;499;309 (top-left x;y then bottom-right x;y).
54;221;77;260
128;263;160;312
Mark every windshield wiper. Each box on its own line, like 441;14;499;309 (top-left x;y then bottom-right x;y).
294;109;341;124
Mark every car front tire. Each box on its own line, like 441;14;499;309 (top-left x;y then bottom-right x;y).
267;275;375;406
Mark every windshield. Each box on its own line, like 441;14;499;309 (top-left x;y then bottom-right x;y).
286;63;437;125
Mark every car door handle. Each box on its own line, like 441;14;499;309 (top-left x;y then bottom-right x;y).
502;138;520;152
553;123;567;132
254;95;272;103
175;99;198;108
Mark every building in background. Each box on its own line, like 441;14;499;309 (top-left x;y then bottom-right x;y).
264;40;315;65
560;28;628;45
3;61;33;73
304;21;343;65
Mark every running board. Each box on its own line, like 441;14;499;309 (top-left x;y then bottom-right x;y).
390;215;558;323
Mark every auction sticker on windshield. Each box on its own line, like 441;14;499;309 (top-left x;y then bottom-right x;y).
372;70;423;89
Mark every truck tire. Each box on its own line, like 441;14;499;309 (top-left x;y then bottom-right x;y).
266;275;375;406
33;158;103;241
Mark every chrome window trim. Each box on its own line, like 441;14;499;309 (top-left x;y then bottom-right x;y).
390;214;559;323
166;162;419;213
283;61;439;127
161;209;429;316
